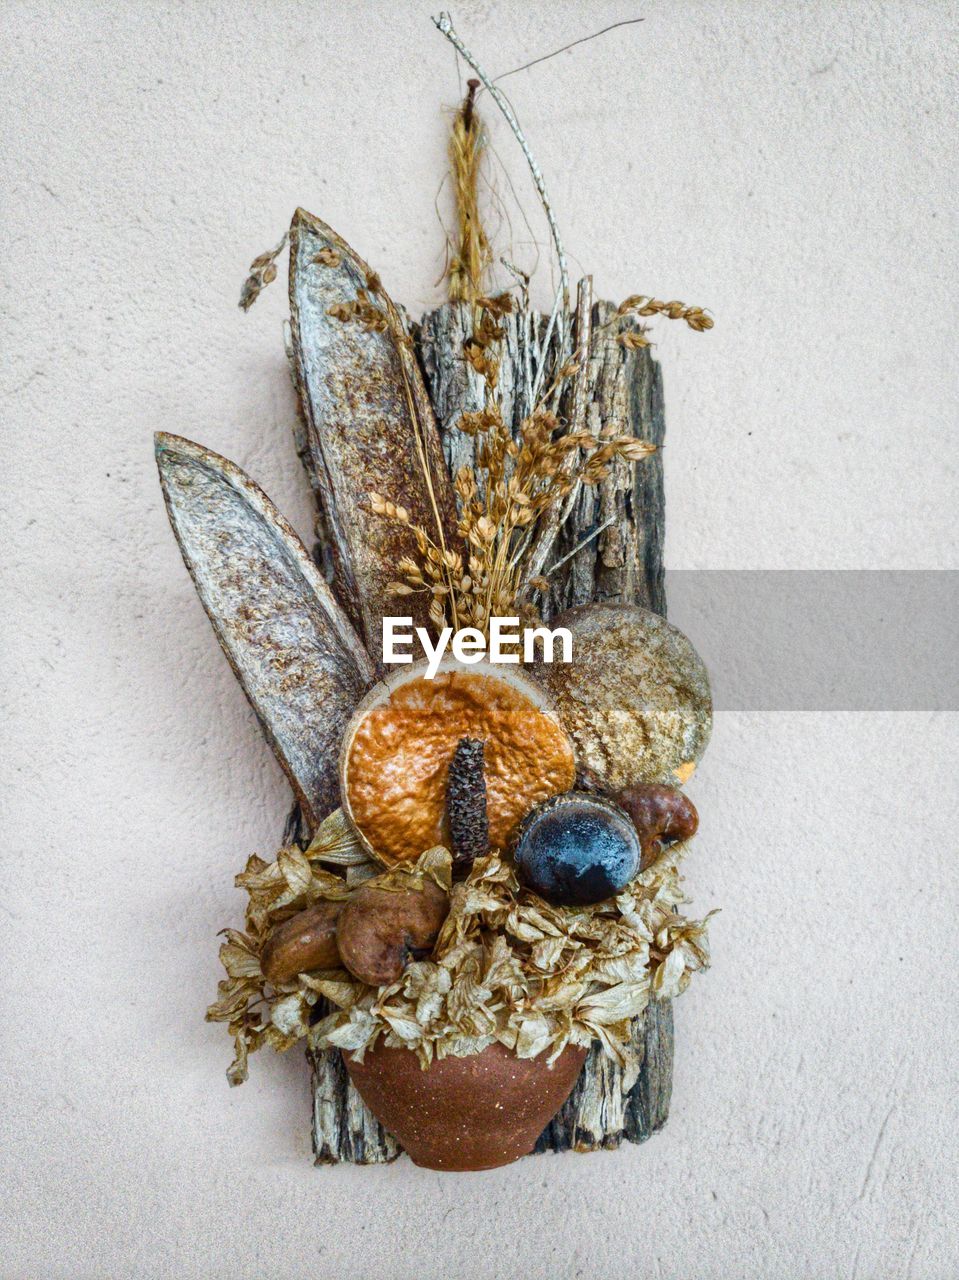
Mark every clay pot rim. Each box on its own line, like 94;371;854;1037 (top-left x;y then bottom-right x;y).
339;658;572;869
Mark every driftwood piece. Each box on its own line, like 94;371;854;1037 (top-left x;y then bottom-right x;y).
308;296;672;1162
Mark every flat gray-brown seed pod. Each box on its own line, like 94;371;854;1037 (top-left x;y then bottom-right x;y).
288;208;461;656
156;433;374;826
532;603;712;791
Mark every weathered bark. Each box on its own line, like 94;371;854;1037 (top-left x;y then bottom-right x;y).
308;296;671;1163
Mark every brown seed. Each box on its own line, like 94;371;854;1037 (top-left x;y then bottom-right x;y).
616;783;699;869
260;901;343;986
336;877;450;986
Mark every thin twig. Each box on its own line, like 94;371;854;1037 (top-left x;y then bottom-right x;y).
433;12;569;304
493;18;645;83
520;275;593;587
544;516;616;576
530;281;565;407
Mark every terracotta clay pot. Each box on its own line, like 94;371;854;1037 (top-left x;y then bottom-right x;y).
343;1041;588;1171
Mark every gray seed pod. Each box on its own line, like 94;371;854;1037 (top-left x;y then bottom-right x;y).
533;603;712;791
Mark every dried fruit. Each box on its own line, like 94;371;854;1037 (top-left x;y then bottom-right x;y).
533;603;712;791
446;736;488;872
514;792;642;907
260;901;343;986
617;783;699;869
336;875;450;986
340;660;575;867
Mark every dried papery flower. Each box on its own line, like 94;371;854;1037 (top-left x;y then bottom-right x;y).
313;841;714;1070
205;808;376;1084
209;826;714;1083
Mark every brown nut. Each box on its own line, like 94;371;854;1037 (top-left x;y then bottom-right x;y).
616;783;699;869
260;901;343;986
336;877;449;986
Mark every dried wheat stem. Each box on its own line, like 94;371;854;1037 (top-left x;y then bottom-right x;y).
433;12;569;302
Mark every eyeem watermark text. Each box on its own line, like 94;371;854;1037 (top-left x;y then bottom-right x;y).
383;616;572;679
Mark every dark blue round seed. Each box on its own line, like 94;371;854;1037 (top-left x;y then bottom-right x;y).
514;793;642;907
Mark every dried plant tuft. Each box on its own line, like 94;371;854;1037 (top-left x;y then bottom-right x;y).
379;294;659;636
207;812;713;1084
447;80;492;304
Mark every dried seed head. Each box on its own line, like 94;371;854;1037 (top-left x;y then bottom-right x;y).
618;330;652;350
475;293;514;317
238;232;288;311
616;294;714;334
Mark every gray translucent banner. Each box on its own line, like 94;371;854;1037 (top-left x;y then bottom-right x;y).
662;571;958;711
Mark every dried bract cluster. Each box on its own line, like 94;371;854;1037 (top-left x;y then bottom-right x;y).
205;808;374;1085
313;842;712;1074
207;811;713;1085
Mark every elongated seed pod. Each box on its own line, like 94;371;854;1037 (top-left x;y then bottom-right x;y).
156;432;374;826
288;208;461;654
446;737;489;871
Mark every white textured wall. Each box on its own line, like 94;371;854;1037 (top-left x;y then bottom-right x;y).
3;2;957;1277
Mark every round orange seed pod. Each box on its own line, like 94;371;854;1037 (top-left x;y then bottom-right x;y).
340;659;575;868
